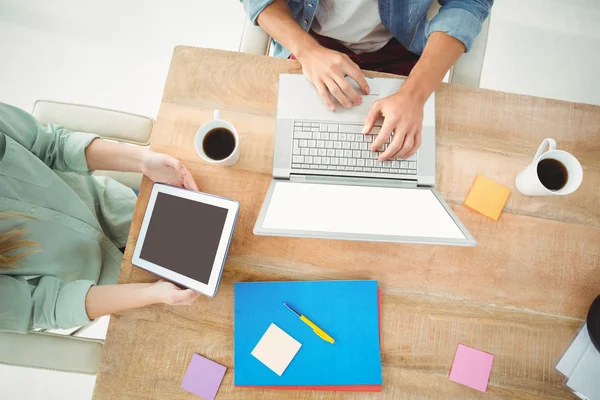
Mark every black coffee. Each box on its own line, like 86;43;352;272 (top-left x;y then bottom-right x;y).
202;127;236;161
537;158;568;191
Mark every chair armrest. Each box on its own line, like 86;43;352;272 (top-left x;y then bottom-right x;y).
450;16;491;86
93;170;143;190
32;100;153;146
239;16;271;55
0;331;104;375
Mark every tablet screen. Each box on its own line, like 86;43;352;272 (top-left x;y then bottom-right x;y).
139;192;229;284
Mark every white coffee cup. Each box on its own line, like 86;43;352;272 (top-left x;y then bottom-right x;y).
195;110;240;166
515;138;583;196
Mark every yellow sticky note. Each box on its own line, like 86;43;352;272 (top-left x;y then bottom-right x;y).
464;175;510;221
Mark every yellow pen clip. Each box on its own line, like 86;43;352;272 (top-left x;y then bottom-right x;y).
300;315;335;344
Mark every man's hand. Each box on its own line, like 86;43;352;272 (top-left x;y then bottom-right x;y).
254;0;369;110
363;89;425;160
296;45;370;111
141;151;199;191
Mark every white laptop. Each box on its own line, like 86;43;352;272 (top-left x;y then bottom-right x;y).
253;74;475;246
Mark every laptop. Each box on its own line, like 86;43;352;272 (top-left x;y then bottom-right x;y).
253;74;475;246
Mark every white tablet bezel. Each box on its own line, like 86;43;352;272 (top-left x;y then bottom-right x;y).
132;183;239;297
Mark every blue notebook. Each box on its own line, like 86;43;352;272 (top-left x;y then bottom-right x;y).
234;280;382;386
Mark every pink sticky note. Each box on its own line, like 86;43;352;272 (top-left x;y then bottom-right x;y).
449;344;494;392
181;354;227;400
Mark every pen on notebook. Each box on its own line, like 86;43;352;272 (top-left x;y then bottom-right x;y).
283;302;335;344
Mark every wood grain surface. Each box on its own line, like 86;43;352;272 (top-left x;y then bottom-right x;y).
93;47;600;400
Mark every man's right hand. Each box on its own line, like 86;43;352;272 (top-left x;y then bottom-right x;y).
296;45;370;111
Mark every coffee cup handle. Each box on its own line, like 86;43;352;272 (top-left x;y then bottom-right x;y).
533;138;556;162
213;110;221;120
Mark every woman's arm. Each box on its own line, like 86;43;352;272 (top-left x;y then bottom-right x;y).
0;275;200;332
84;138;147;172
85;281;201;320
0;103;198;191
0;102;98;174
84;138;199;190
0;275;95;332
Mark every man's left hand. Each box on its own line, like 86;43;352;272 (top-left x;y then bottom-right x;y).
362;89;424;161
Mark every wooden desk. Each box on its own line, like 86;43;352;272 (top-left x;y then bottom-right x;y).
93;47;600;399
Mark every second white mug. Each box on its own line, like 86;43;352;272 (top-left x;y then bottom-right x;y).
515;138;583;196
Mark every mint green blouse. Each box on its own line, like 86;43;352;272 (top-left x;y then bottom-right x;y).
0;102;137;333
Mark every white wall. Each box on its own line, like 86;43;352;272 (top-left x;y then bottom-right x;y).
480;0;600;105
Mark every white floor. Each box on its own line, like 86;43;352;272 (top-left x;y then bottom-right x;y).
480;0;600;105
0;1;598;399
0;0;247;116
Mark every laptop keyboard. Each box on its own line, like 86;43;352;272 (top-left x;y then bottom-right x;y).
292;120;417;174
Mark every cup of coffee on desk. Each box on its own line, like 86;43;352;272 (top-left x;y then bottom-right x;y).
515;138;583;196
195;110;240;166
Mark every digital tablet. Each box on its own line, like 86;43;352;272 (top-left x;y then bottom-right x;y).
132;183;239;297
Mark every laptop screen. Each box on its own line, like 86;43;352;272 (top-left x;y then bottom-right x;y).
260;182;468;242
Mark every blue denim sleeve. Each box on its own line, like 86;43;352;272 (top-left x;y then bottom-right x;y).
427;0;493;52
241;0;276;25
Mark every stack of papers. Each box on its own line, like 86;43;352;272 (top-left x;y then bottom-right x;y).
234;280;382;391
555;324;600;400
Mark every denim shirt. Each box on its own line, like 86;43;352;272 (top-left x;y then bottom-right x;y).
242;0;493;58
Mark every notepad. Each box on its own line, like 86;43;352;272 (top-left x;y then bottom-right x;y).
251;323;302;376
180;354;227;400
566;343;600;397
464;175;510;221
234;280;382;388
449;344;494;392
556;325;591;377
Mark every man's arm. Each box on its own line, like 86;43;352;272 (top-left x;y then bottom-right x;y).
401;32;465;109
255;0;316;63
255;0;369;109
364;32;464;160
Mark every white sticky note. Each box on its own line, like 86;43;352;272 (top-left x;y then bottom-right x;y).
556;324;590;377
566;343;600;397
251;323;302;376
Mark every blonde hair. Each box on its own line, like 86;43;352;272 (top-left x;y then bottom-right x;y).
0;212;40;269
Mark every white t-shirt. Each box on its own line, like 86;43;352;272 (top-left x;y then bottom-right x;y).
312;0;394;54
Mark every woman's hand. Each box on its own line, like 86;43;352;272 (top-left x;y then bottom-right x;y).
141;151;199;191
148;280;202;306
85;281;201;320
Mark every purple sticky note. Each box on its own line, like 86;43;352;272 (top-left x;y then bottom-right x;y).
449;344;494;392
181;354;227;400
